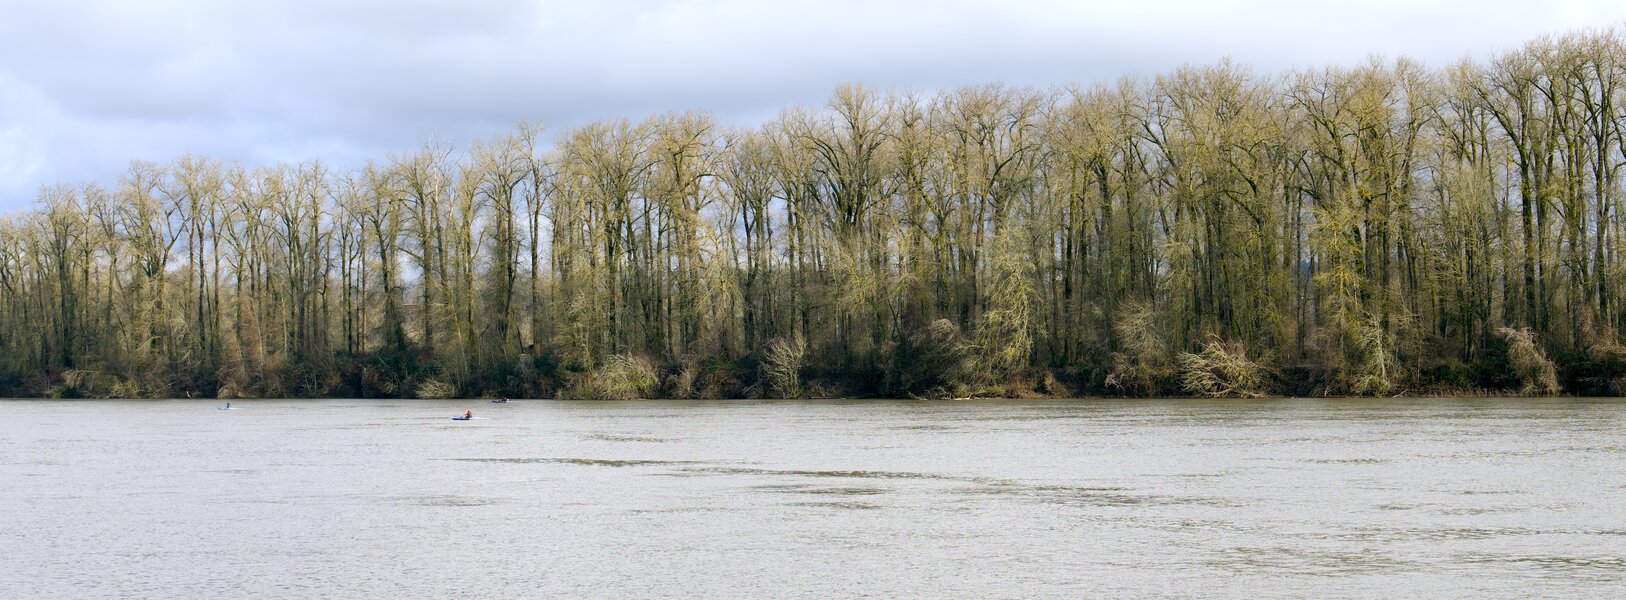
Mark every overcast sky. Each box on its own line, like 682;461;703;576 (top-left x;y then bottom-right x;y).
2;0;1624;213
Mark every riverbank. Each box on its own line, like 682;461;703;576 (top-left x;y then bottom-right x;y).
9;319;1619;400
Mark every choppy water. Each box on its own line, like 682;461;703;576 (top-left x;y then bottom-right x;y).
2;398;1623;598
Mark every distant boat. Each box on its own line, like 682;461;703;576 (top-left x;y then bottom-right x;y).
450;415;472;421
491;398;509;403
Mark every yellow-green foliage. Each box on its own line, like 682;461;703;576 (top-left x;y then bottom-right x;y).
215;381;245;400
416;379;458;399
565;354;658;400
1498;327;1560;396
763;336;806;398
62;369;119;398
667;360;700;399
109;378;144;399
1177;338;1267;398
1349;318;1400;396
1106;301;1173;394
974;234;1036;380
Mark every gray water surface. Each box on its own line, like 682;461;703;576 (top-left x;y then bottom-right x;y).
2;398;1623;598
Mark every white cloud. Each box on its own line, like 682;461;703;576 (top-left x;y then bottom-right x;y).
2;0;1625;212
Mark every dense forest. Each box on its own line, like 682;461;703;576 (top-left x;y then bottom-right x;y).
6;29;1626;399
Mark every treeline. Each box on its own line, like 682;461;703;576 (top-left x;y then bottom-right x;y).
6;29;1626;399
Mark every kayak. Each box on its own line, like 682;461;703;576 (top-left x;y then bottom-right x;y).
490;399;508;403
450;416;472;421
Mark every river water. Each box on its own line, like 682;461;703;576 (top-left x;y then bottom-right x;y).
2;398;1623;598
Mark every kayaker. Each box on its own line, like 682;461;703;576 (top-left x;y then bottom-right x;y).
464;410;472;419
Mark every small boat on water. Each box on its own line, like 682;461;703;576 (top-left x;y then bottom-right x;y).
450;416;471;421
490;398;509;403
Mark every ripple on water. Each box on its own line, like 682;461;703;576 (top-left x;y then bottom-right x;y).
1377;502;1424;511
1300;457;1391;465
1300;525;1547;543
1458;554;1626;581
971;482;1235;509
889;424;960;431
581;434;672;443
626;506;735;514
1210;546;1414;576
410;495;501;507
754;484;890;496
678;466;970;481
1433;505;1536;516
791;501;883;510
441;457;704;467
